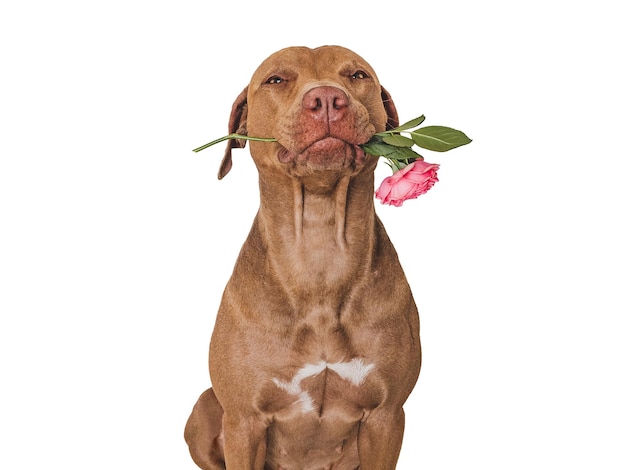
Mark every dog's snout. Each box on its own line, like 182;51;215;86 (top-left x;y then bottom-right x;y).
302;86;349;123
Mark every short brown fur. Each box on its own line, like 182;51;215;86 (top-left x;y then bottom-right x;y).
185;45;421;469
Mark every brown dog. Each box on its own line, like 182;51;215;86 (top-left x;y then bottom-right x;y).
185;45;421;469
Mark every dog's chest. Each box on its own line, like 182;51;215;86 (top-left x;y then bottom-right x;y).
257;304;383;412
246;294;391;466
259;358;379;469
258;356;381;414
272;358;375;413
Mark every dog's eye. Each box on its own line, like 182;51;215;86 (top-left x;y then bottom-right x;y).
351;71;369;80
266;76;284;85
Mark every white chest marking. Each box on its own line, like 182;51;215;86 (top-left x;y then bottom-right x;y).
272;358;375;413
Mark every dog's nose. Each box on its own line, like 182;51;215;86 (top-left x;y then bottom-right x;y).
302;86;349;123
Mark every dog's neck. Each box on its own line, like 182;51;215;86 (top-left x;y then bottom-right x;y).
254;169;377;302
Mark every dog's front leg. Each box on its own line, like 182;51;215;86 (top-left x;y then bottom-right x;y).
358;407;406;469
222;412;268;469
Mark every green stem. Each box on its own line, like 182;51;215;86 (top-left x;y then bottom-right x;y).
192;134;277;153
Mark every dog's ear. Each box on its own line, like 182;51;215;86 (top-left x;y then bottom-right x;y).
218;87;249;179
381;86;399;131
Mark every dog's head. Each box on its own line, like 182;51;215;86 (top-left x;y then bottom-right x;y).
218;45;398;183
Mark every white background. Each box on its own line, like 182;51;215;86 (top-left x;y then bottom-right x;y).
1;1;624;468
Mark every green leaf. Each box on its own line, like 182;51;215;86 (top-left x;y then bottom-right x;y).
411;126;472;152
388;159;403;172
366;134;385;144
390;115;426;132
382;134;414;147
362;141;399;157
385;146;422;161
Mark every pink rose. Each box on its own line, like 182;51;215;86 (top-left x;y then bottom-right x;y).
375;160;440;206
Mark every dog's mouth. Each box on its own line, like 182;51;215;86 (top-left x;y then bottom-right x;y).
277;137;368;170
